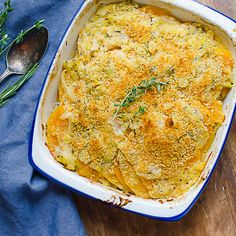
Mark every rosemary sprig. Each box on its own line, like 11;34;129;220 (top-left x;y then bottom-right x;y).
0;19;44;57
0;64;39;107
113;77;168;119
0;0;13;28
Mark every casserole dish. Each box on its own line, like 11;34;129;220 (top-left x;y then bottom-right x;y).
29;0;236;221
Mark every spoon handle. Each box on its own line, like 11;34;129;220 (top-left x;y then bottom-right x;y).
0;68;14;84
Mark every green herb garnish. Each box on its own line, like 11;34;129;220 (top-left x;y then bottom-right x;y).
0;0;45;108
0;64;39;107
135;106;146;116
0;19;44;56
0;30;9;50
15;30;24;44
0;0;13;53
113;77;168;119
0;0;13;28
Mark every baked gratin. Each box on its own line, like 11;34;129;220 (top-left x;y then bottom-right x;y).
46;2;234;199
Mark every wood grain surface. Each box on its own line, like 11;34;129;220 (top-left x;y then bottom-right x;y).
75;1;236;235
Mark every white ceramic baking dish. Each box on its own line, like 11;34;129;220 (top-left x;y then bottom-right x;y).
29;0;236;221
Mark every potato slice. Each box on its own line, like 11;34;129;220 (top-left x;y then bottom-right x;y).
46;105;68;156
117;152;149;198
139;6;169;16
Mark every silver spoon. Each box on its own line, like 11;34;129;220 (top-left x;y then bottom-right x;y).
0;26;48;83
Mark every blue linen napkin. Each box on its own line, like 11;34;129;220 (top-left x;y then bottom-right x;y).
0;0;87;235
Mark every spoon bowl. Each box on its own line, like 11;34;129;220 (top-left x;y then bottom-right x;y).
0;26;48;83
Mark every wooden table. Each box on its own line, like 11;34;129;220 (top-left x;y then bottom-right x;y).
75;1;236;235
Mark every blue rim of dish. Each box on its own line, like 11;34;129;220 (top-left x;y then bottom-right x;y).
28;0;236;222
192;0;236;23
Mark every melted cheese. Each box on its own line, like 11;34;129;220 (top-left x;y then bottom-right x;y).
46;2;234;199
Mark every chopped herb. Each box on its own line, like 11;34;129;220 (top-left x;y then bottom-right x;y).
166;67;175;76
113;77;168;119
117;112;126;119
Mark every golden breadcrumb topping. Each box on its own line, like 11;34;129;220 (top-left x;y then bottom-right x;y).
46;2;234;199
